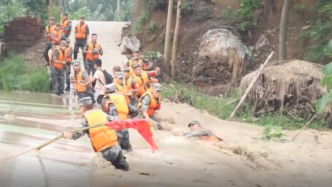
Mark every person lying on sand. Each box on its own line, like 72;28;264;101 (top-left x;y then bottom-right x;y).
183;120;223;142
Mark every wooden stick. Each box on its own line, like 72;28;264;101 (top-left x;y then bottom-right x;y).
291;114;317;141
228;51;274;120
36;124;105;150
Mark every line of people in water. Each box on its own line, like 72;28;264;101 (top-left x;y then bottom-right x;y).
44;13;225;172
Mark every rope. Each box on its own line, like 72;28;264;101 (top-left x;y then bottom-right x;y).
0;147;36;164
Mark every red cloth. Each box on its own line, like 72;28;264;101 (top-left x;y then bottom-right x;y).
105;119;158;152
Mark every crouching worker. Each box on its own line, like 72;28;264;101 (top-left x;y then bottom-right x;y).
138;83;169;131
101;84;139;152
62;97;129;171
184;121;223;141
71;61;95;103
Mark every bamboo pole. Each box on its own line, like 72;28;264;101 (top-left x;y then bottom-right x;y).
171;0;182;78
36;123;105;150
49;0;53;18
228;51;274;120
291;114;317;141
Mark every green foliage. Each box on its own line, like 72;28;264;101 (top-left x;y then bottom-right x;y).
316;61;332;113
0;53;49;92
300;2;332;61
24;0;48;23
144;51;163;59
219;0;262;32
261;125;284;141
149;20;157;33
294;3;306;12
0;0;27;33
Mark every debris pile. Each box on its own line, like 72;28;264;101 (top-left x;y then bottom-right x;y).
193;28;251;94
240;60;326;119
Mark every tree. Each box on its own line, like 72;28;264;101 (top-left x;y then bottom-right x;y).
164;0;174;68
279;0;290;60
171;0;182;78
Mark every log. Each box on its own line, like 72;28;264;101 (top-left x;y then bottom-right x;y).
228;51;274;120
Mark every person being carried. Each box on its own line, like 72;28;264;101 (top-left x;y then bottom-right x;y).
183;121;223;141
81;59;106;104
113;72;134;104
137;83;169;131
62;97;129;171
101;84;139;152
51;23;65;46
71;60;95;104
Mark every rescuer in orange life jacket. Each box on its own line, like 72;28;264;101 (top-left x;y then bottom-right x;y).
183;120;223;142
101;83;139;152
62;97;129;171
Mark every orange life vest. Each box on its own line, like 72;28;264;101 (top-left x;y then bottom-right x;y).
103;93;130;120
133;72;150;97
128;59;143;68
45;24;56;41
71;70;89;92
129;62;142;76
50;47;65;70
75;23;87;39
85;109;118;152
201;135;220;142
65;46;72;62
114;82;131;103
52;30;63;45
138;90;161;117
61;19;71;34
86;42;101;61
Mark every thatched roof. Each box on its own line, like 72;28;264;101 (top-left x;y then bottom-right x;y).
198;28;251;63
240;60;326;105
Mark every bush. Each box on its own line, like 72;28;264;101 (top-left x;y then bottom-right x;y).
0;53;49;92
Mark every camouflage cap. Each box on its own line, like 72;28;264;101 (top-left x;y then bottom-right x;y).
132;57;139;61
188;120;200;127
66;38;70;43
60;40;67;46
104;84;117;93
121;66;130;72
116;72;124;79
49;17;55;20
133;63;141;69
79;97;93;106
55;23;61;26
153;83;162;91
73;60;80;66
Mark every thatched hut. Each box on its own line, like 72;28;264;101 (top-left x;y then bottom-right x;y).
240;60;326;119
192;28;251;94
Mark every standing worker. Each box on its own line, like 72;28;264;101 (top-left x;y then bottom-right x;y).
71;61;95;104
132;64;160;98
138;83;168;130
113;72;134;103
50;41;67;96
101;84;139;152
83;33;103;76
60;13;72;39
74;16;89;62
62;97;129;171
64;39;73;91
122;67;140;106
82;59;106;104
43;17;56;66
51;23;64;46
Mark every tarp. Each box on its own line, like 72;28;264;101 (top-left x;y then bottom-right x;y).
105;119;158;152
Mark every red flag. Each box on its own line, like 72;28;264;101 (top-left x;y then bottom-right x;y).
105;119;158;152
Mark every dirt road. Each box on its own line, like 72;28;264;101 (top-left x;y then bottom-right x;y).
0;21;332;187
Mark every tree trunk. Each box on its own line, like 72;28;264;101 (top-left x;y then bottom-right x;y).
171;0;182;78
279;0;290;61
49;0;53;18
131;0;147;27
164;0;174;67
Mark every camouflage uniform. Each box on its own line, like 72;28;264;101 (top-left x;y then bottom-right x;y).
65;47;73;90
102;84;139;151
183;129;215;138
51;49;65;95
71;97;129;171
61;20;72;39
74;23;89;61
83;42;103;76
138;94;163;129
75;70;95;103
